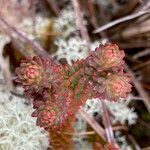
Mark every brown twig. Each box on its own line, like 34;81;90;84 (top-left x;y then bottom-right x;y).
93;9;150;33
79;109;106;141
72;0;91;50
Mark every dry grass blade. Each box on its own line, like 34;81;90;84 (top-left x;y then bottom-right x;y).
93;9;150;33
101;101;115;143
133;49;150;59
79;109;106;141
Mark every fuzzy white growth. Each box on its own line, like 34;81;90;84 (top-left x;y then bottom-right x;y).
54;7;78;38
106;99;137;125
53;7;89;65
53;8;107;65
54;37;88;65
0;90;49;150
84;97;137;125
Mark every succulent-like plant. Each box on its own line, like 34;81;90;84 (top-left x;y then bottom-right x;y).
15;56;61;92
15;43;132;149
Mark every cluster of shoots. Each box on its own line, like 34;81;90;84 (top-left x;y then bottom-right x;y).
15;43;132;133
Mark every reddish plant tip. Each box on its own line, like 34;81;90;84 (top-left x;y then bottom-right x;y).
35;100;70;131
38;109;56;125
16;58;42;84
99;43;125;69
88;43;125;70
15;56;60;91
103;73;132;100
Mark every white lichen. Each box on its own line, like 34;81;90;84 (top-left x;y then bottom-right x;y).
53;37;88;65
0;90;49;150
84;97;137;125
53;7;89;65
54;7;78;38
106;99;137;125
